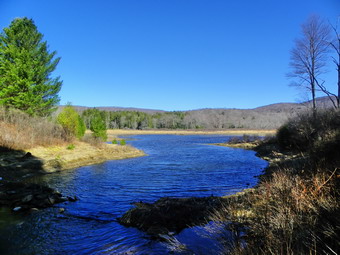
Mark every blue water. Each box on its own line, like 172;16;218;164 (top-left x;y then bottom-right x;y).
0;135;267;254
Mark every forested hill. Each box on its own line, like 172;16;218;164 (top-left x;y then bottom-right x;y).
59;97;334;130
57;106;165;114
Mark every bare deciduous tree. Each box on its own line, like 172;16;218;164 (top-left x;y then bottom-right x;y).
288;15;331;113
329;20;340;108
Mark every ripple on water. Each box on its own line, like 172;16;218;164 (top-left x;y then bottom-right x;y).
0;135;267;255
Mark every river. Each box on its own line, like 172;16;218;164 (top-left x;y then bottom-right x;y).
0;135;267;254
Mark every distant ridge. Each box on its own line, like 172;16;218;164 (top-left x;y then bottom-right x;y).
59;96;334;113
57;96;335;130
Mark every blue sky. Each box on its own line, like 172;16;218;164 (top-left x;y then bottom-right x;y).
0;0;339;111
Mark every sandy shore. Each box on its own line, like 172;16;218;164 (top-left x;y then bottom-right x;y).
107;129;276;138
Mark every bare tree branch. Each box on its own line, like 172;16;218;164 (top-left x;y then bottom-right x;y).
288;15;332;113
328;19;340;108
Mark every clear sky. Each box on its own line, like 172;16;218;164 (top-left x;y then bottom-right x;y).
0;0;339;111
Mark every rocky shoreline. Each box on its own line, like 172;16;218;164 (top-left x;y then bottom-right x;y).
0;181;77;212
0;142;145;213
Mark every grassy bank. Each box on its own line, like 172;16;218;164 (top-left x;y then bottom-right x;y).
0;107;145;181
212;110;340;254
0;107;145;213
29;141;145;173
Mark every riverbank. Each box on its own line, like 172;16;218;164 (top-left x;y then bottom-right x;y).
119;131;339;254
121;111;339;254
0;141;145;181
118;138;270;238
107;129;276;137
29;141;145;173
212;122;340;254
0;141;145;212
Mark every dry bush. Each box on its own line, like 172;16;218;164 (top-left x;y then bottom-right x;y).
223;169;340;255
210;109;340;254
277;109;340;152
228;135;261;144
81;134;105;148
0;107;70;150
207;168;339;254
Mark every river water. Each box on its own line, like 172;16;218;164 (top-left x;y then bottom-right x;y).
0;135;267;254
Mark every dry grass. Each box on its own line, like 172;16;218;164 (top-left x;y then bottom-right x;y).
246;169;339;254
208;110;340;254
29;141;145;172
209;167;339;254
0;107;145;174
106;129;276;137
0;107;70;150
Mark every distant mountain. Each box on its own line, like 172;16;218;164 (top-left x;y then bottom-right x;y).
58;96;334;114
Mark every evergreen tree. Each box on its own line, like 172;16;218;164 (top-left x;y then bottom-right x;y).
90;109;107;141
77;115;86;139
0;17;62;116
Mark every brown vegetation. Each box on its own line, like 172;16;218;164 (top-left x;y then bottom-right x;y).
107;129;276;137
0;107;145;181
0;107;70;150
29;141;145;173
210;110;340;254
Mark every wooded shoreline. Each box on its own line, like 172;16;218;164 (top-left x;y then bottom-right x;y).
107;128;276;137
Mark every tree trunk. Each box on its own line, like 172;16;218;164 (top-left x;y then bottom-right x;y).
311;73;317;117
337;61;340;108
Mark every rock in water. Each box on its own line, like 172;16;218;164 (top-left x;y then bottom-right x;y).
0;181;76;212
13;206;21;212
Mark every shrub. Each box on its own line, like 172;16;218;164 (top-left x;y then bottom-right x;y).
66;144;75;150
0;106;69;150
120;139;126;145
277;109;340;152
77;115;86;139
112;139;118;144
211;169;339;255
57;105;85;139
228;135;261;144
246;170;339;254
81;134;103;148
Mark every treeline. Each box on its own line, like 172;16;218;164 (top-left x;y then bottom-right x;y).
81;109;188;130
79;106;300;130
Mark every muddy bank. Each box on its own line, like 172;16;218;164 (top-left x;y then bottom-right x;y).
118;196;228;237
